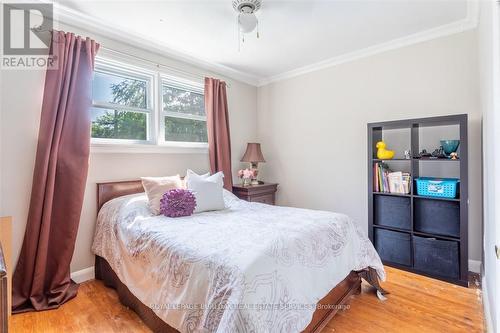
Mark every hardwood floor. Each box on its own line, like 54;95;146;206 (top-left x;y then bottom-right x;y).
10;266;484;333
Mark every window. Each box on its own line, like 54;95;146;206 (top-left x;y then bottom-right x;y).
162;79;207;143
91;58;208;149
91;64;153;142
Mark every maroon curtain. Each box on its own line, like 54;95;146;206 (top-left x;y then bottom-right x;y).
12;31;99;313
205;77;233;191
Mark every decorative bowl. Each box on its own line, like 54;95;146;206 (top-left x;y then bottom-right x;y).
440;140;460;155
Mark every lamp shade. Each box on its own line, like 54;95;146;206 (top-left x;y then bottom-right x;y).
241;143;266;163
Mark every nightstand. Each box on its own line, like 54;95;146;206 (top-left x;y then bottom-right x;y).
232;182;278;205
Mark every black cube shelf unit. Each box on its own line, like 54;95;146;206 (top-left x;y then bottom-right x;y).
368;114;468;286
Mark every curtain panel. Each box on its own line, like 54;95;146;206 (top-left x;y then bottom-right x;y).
12;31;99;313
204;77;233;191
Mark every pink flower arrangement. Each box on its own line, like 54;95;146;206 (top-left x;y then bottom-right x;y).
238;168;257;179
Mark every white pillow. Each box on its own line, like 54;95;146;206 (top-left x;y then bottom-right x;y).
223;189;240;207
182;171;210;188
186;170;225;213
141;175;183;215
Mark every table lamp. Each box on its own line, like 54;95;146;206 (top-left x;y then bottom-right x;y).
241;143;266;185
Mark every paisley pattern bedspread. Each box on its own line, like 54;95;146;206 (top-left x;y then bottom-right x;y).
92;191;384;333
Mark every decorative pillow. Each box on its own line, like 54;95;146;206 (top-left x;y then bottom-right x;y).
182;171;210;188
160;189;197;217
186;169;225;213
141;175;183;215
223;189;240;207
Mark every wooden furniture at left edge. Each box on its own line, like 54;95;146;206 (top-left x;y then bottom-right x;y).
0;244;6;333
95;180;364;333
0;216;12;333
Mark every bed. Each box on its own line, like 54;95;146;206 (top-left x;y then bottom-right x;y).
92;180;385;333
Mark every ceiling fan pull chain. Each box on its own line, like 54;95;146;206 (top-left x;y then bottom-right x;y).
238;15;242;52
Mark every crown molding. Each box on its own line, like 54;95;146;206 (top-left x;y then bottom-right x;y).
258;0;479;86
51;1;260;86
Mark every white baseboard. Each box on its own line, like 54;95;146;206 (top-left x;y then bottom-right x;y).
469;260;482;274
482;275;494;333
70;266;95;284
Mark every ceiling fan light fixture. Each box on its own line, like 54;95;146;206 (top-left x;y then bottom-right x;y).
233;0;262;48
238;12;257;33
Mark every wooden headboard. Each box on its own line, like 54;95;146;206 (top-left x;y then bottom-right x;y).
97;180;144;211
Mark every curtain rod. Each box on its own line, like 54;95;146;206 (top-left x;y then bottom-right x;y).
99;46;231;88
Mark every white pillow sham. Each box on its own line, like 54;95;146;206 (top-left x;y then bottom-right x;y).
141;175;183;215
182;171;210;189
186;169;225;213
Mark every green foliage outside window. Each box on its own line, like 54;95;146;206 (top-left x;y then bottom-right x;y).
91;110;147;140
92;80;148;140
165;116;207;142
162;85;204;116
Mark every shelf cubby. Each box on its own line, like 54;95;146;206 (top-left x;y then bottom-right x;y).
374;228;412;267
374;195;411;230
368;114;468;286
414;197;460;238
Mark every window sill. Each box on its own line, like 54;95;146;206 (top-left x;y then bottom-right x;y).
90;142;209;154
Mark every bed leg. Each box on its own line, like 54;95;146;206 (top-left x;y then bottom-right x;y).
94;256;103;280
358;267;389;296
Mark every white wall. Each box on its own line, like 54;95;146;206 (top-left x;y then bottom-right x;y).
257;30;482;263
0;68;45;266
478;1;500;332
0;22;258;273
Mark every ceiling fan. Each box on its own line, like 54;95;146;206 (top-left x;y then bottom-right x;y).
232;0;262;48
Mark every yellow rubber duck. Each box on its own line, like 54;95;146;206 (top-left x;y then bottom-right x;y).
376;141;395;160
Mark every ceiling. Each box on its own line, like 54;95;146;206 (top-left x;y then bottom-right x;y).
58;0;471;85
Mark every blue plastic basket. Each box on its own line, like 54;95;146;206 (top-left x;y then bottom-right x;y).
415;177;459;198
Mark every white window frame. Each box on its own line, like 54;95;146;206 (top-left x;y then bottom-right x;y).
91;59;156;146
90;57;209;154
159;75;207;148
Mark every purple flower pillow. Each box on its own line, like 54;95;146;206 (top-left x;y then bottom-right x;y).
160;188;197;218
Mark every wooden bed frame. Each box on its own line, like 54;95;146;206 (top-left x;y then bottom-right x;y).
95;180;365;333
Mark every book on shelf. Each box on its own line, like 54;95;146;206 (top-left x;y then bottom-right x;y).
374;162;410;194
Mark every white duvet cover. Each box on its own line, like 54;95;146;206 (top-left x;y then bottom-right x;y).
92;191;384;333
